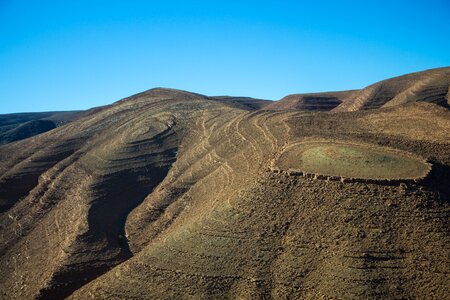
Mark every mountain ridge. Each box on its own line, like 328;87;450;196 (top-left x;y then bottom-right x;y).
267;66;450;112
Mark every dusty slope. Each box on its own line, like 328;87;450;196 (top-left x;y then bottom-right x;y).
0;84;449;298
68;101;450;299
335;67;450;112
268;67;450;112
265;91;356;111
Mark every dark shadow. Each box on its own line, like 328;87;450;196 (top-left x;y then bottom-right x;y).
36;142;178;299
423;160;450;204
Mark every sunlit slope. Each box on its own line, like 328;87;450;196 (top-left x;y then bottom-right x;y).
266;91;356;111
0;87;449;299
335;67;450;111
68;103;449;299
0;89;241;299
267;67;450;112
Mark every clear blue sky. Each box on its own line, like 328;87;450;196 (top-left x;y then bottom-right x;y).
1;0;449;113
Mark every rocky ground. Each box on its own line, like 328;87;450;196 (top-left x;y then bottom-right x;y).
0;68;449;299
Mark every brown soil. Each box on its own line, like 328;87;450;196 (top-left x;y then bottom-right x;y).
0;69;449;299
268;67;450;112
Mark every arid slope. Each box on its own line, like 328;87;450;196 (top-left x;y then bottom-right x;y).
268;67;450;112
0;71;449;299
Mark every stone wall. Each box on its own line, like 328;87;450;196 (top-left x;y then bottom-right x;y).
269;162;433;186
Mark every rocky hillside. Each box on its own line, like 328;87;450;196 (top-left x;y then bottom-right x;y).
0;70;449;299
265;91;356;111
268;67;450;112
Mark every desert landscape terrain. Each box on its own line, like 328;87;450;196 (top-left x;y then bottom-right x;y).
0;67;449;299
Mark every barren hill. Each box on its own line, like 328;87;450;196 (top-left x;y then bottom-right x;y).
265;91;356;111
268;67;450;112
0;70;450;299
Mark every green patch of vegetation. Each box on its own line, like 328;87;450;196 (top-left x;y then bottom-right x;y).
279;143;429;179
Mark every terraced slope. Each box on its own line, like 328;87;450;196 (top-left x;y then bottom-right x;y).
268;67;450;112
266;91;356;111
70;101;450;299
0;81;449;298
334;67;450;112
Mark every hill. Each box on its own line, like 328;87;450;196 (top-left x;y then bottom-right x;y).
265;91;356;111
267;67;450;112
0;70;449;299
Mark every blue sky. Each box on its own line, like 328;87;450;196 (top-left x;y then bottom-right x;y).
1;0;449;113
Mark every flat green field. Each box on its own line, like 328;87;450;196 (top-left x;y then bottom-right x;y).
277;142;430;179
